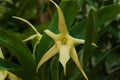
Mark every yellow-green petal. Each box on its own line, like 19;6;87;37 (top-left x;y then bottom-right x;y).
73;38;85;44
23;34;38;42
13;16;42;44
59;45;70;75
50;0;69;34
73;38;97;47
71;47;88;80
33;40;40;57
44;29;58;41
36;44;58;73
0;71;7;80
0;49;7;80
8;72;22;80
12;16;40;34
0;47;4;58
92;43;98;47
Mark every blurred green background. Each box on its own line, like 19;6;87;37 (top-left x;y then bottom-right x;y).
0;0;120;80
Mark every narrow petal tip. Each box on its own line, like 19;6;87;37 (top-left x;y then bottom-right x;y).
71;47;88;80
59;45;70;76
73;38;85;44
22;34;38;42
0;47;4;58
12;16;40;34
50;0;69;34
92;43;98;47
44;29;57;40
36;45;58;74
44;29;50;33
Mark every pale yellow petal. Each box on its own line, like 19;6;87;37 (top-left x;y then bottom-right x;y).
0;47;4;59
12;16;40;34
73;38;85;44
73;38;97;47
44;29;58;41
0;70;7;80
59;45;70;75
92;43;98;47
33;40;40;58
23;34;38;42
71;47;88;80
8;72;22;80
55;38;73;75
36;44;58;73
50;0;69;34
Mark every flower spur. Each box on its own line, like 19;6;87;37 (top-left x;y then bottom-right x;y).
13;16;42;57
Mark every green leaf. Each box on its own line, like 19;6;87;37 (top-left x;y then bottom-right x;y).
37;62;51;80
96;45;120;66
0;29;35;79
50;56;59;80
70;4;120;40
96;22;111;41
70;4;120;67
86;0;97;8
70;19;87;39
0;58;21;71
105;52;120;73
88;45;120;80
83;9;97;65
77;0;85;8
97;4;120;27
105;68;120;80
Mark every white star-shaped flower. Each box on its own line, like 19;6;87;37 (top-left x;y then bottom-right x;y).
36;0;97;80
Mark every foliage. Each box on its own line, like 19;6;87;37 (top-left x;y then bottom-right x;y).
0;0;120;80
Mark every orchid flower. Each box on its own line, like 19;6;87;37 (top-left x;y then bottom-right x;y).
0;48;22;80
13;16;42;57
36;0;97;80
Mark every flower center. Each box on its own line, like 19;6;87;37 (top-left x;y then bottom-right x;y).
62;38;67;44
